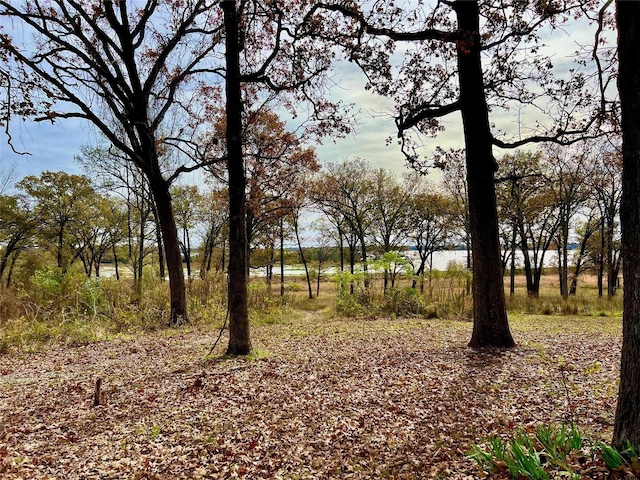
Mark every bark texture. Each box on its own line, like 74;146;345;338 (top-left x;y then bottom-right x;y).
613;0;640;450
222;0;252;355
455;1;515;348
148;172;188;326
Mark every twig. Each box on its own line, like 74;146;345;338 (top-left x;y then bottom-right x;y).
207;273;230;357
93;378;102;407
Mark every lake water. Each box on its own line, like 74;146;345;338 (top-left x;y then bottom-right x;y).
99;249;561;279
249;249;561;277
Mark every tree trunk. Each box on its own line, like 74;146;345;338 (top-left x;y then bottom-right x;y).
606;214;617;297
200;229;213;279
613;0;640;450
267;244;274;287
455;0;514;348
136;214;145;288
598;218;605;297
57;223;65;271
0;236;20;281
558;215;569;299
411;246;426;290
510;221;516;297
185;228;192;280
569;225;592;296
338;226;345;272
280;218;285;297
148;175;188;326
220;238;226;273
6;253;18;287
349;240;356;294
222;0;251;355
112;243;120;281
152;203;166;281
518;217;536;296
357;229;369;288
294;214;313;300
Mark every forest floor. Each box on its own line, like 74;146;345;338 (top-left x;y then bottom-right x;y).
0;309;624;479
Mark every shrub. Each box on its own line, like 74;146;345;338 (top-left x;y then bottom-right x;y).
381;287;426;317
335;291;366;317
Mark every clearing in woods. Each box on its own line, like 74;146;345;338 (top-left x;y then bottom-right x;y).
0;309;621;479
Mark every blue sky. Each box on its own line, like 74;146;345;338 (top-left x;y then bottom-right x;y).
0;59;458;186
0;3;609;189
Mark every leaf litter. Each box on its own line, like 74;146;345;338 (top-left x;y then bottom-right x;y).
0;314;623;479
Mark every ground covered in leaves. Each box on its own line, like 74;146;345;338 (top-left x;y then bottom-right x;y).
0;311;623;479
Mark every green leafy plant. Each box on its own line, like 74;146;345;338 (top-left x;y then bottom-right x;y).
510;440;548;479
469;424;594;479
599;443;624;470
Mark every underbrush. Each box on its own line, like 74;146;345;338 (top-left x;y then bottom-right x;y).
0;265;624;352
0;269;332;351
507;293;622;317
331;270;622;322
0;270;229;351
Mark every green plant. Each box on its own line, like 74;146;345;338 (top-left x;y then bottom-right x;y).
149;424;162;439
469;424;593;479
535;423;583;461
599;443;624;470
334;291;366;317
622;442;640;460
509;440;548;479
381;287;426;317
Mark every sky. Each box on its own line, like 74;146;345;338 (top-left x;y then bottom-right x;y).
0;60;444;184
0;2;610;190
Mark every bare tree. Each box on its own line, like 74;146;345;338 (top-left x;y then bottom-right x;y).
303;0;610;347
1;1;228;325
219;0;351;354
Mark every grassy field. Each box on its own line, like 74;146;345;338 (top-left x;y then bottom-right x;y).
0;272;629;479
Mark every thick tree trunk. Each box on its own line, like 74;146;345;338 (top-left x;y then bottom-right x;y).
222;0;251;355
455;0;514;348
6;253;18;287
613;0;640;450
0;236;20;281
148;176;188;326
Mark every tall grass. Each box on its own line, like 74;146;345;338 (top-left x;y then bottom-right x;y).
331;266;622;321
0;264;623;352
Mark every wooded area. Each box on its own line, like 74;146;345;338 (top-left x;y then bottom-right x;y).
1;0;639;477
